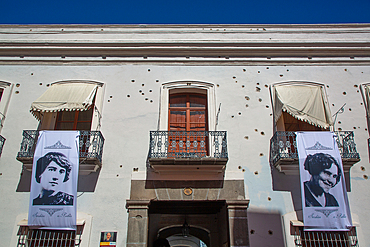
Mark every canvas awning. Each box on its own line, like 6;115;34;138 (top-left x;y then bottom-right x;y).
363;84;370;116
273;83;333;129
31;82;98;120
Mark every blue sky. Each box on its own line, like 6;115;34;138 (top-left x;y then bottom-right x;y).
0;0;369;24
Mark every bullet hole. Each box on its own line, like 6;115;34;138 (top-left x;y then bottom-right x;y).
16;83;20;87
279;74;283;77
110;96;113;98
242;85;245;88
101;29;104;31
149;90;152;92
344;69;347;71
242;169;245;172
61;29;64;31
245;96;250;100
127;95;130;97
266;67;269;69
343;92;347;95
267;197;271;201
255;129;258;132
260;153;264;156
268;230;273;235
233;76;236;79
156;80;159;82
361;166;365;171
364;175;368;179
39;83;42;85
338;127;342;131
31;73;33;75
366;128;368;131
246;104;249;108
258;98;262;102
139;90;142;93
354;85;358;88
30;29;32;31
142;93;145;95
108;100;110;102
265;84;268;88
238;166;242;169
102;56;106;59
244;136;249;140
120;165;123;168
150;100;153;103
15;91;19;94
254;171;258;175
148;69;151;71
231;115;234;118
338;121;341;124
256;87;261;92
261;132;265;135
0;173;2;175
327;85;330;88
47;84;50;87
116;174;119;177
132;80;135;83
266;105;269;108
235;81;238;83
332;104;335;106
238;112;242;115
353;127;356;129
243;69;246;72
142;84;145;87
357;90;359;93
145;98;148;100
270;114;272;116
256;82;260;85
287;69;289;72
250;230;255;234
217;84;220;87
349;108;352;111
361;103;363;105
133;167;139;172
258;71;260;73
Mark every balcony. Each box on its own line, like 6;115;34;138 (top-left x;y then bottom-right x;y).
270;131;360;175
148;131;228;173
16;130;104;175
0;134;5;157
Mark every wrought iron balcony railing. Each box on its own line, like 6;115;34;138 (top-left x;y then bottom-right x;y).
270;131;360;174
149;131;228;160
17;130;104;174
0;134;5;157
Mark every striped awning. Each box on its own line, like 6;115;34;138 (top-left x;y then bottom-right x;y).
31;82;98;120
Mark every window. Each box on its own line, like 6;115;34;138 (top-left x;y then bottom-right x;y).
55;107;94;131
271;82;332;132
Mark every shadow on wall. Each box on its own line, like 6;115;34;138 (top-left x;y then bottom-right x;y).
247;208;285;247
16;168;101;192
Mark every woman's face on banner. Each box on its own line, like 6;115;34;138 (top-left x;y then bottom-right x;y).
315;164;339;193
40;161;66;191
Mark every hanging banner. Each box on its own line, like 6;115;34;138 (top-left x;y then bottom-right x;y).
28;131;79;230
296;131;352;231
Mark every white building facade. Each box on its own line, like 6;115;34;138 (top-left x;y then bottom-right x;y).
0;24;369;247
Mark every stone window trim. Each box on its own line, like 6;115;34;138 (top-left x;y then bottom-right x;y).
0;81;13;130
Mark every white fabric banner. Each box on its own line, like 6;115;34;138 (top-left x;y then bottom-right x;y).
28;131;79;230
296;131;352;231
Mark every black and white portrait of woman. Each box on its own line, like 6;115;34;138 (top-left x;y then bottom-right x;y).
33;152;74;206
303;153;342;207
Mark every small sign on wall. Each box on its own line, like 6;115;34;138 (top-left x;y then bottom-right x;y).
100;231;117;247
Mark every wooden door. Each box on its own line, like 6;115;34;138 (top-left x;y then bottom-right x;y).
168;93;208;157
